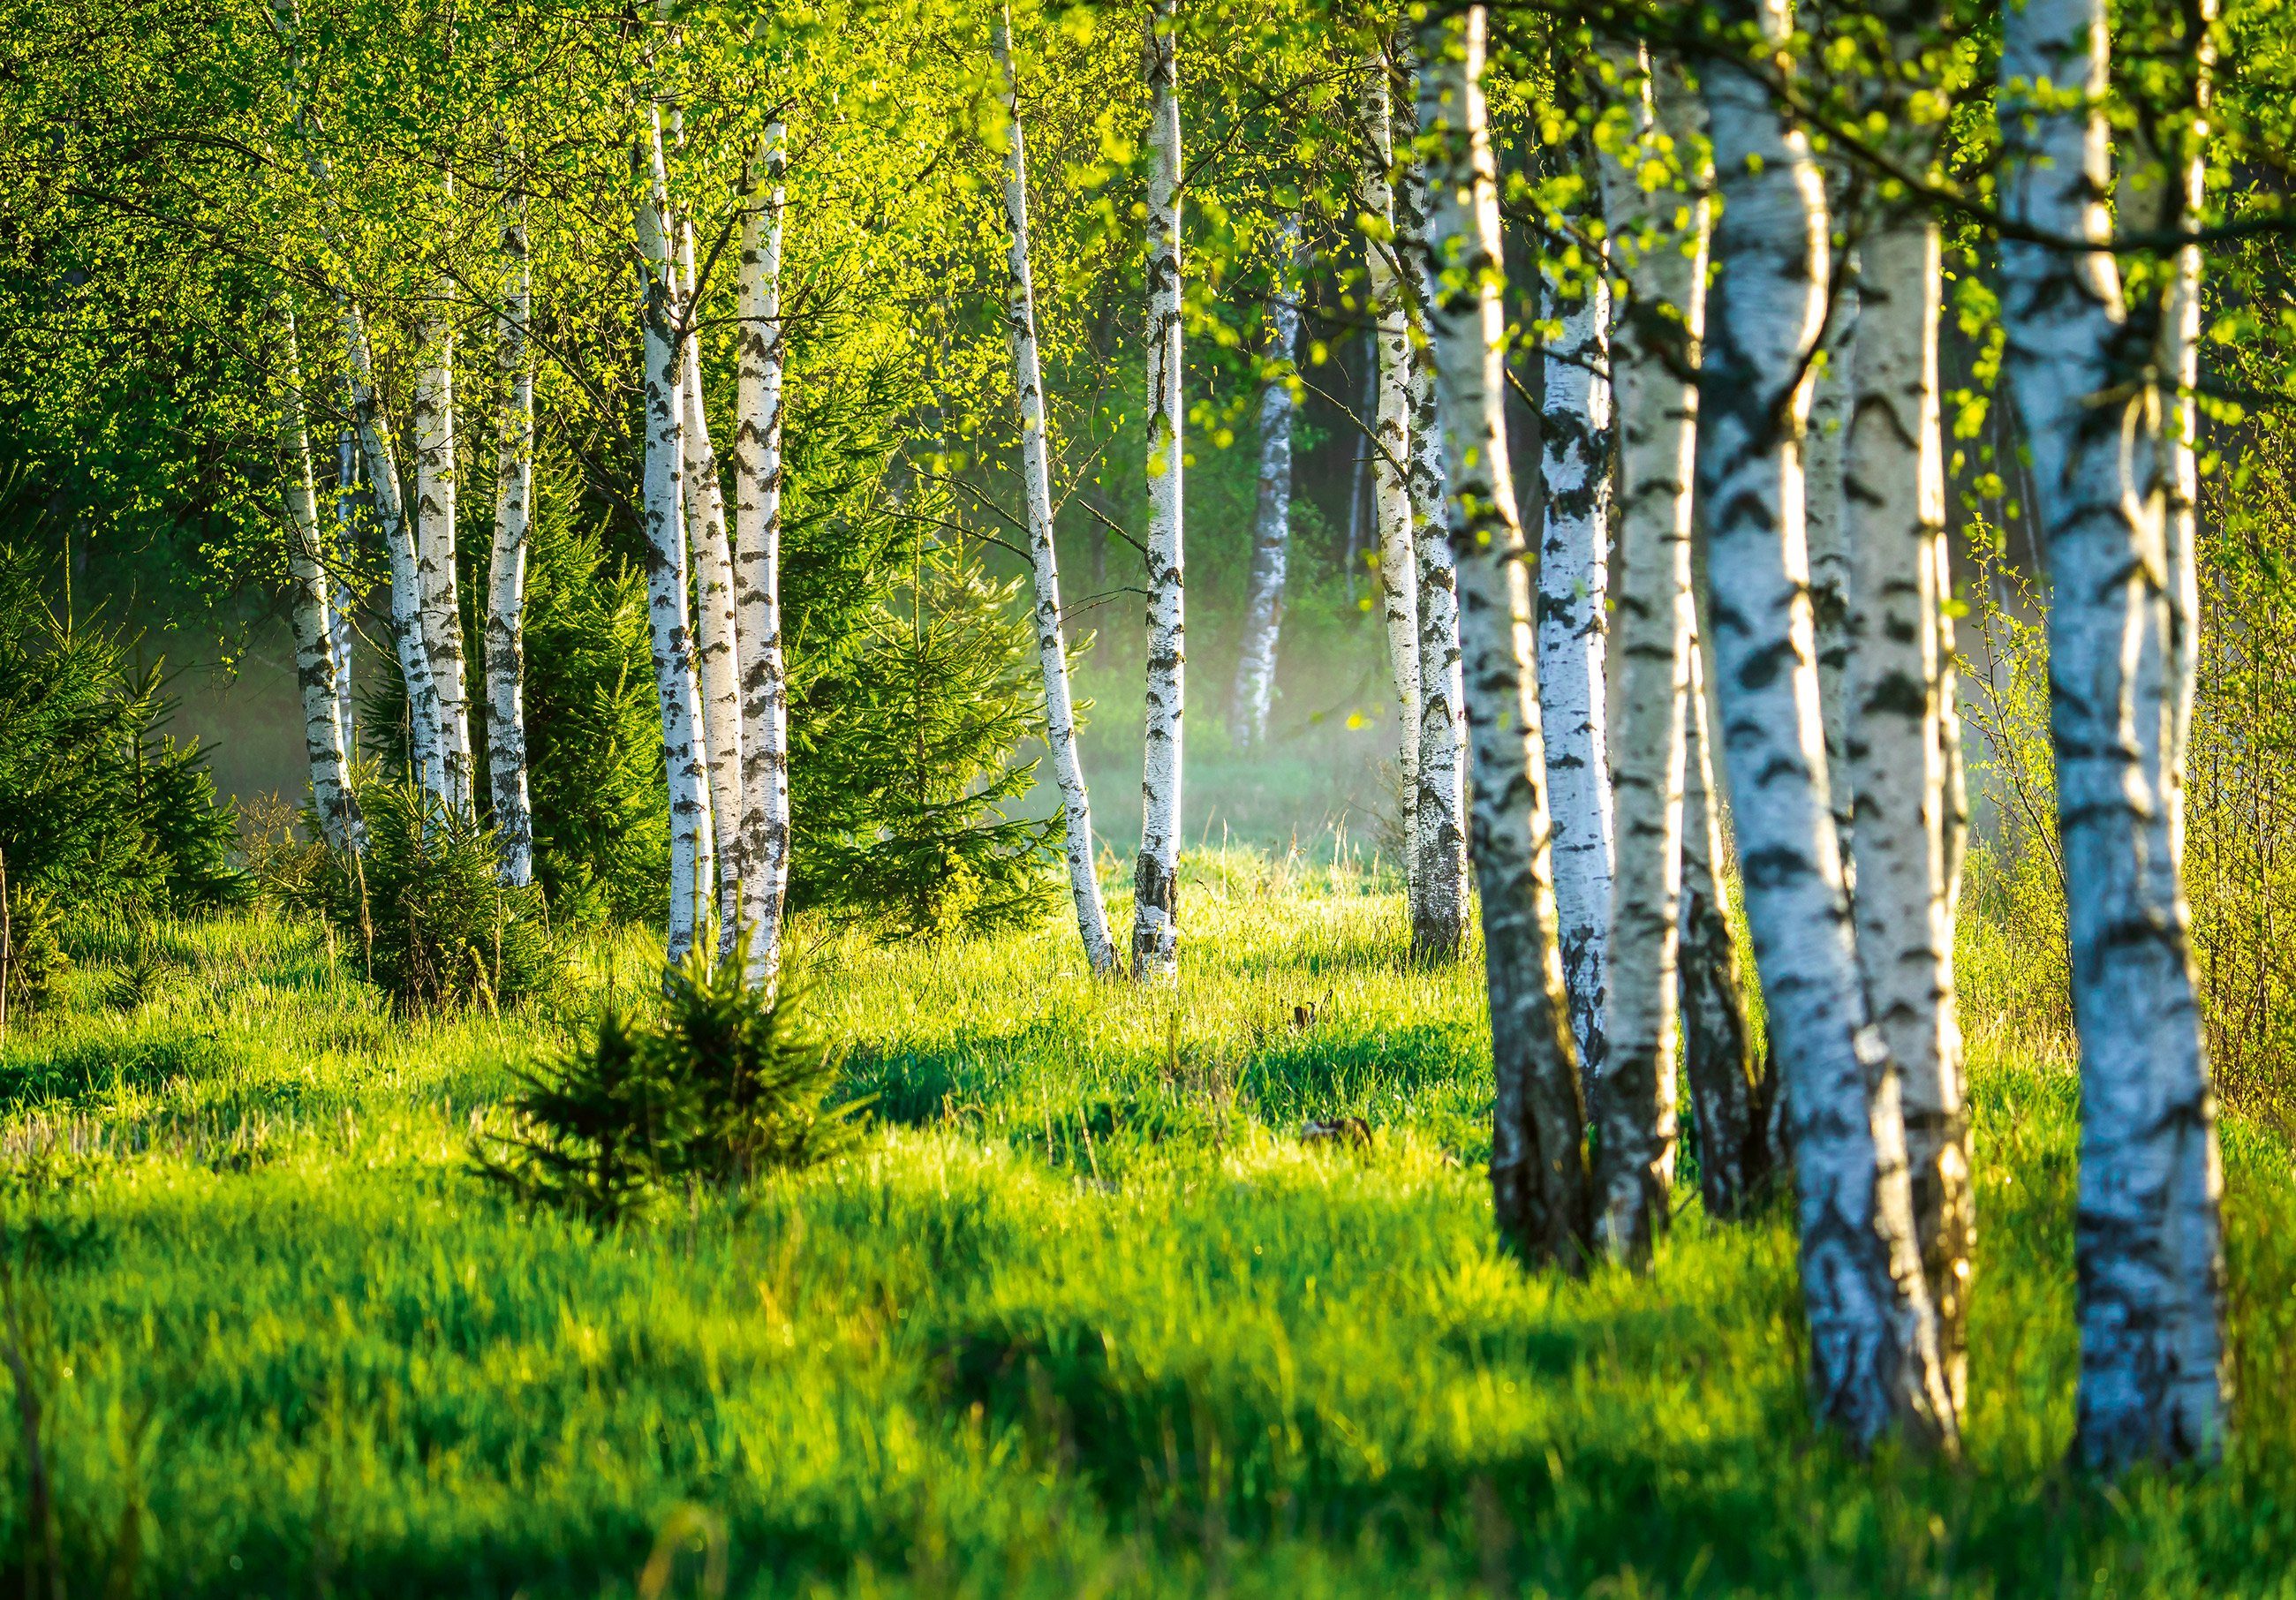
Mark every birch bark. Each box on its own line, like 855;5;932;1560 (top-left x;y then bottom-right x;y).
1698;0;1954;1451
330;419;357;750
1590;44;1708;1264
1416;8;1591;1268
638;109;712;963
342;301;445;799
412;209;473;814
276;299;359;854
733;121;797;991
681;220;746;951
1132;0;1186;981
1364;58;1420;883
1537;174;1612;1067
1998;0;2226;1469
1228;214;1303;753
1807;271;1857;873
487;171;535;888
994;13;1121;977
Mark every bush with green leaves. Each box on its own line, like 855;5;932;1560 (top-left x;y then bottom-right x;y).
475;942;863;1224
313;780;555;1012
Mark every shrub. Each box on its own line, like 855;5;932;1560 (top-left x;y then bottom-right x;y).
313;781;555;1012
475;941;863;1223
0;883;65;1018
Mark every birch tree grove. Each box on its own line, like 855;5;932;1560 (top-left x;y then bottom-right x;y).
994;11;1121;978
733;120;796;992
1132;0;1186;983
1416;5;1591;1269
1536;196;1612;1069
682;221;746;951
1590;43;1707;1264
276;299;358;854
1998;0;2227;1468
487;170;536;889
1227;214;1303;752
1696;0;1954;1450
412;227;473;815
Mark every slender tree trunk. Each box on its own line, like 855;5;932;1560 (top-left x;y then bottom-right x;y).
733;121;797;992
1680;619;1769;1217
1998;0;2226;1469
1699;0;1955;1452
1537;156;1612;1066
276;298;359;853
331;419;358;751
638;109;712;963
1228;214;1303;751
1845;200;1969;1415
1132;0;1186;981
1807;266;1858;876
1590;44;1709;1265
1365;57;1421;888
681;220;745;953
1416;8;1592;1270
412;209;473;814
994;13;1120;977
342;301;444;798
487;170;536;888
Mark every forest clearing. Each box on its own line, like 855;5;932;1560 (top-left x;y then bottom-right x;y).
6;0;2296;1590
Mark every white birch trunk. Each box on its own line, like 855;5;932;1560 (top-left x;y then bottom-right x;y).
1998;0;2225;1469
638;110;712;963
733;121;797;992
1590;45;1708;1264
1699;0;1955;1451
1132;0;1186;981
1416;9;1591;1267
994;16;1121;977
330;419;358;750
487;172;536;888
1227;215;1303;753
276;299;359;854
1365;58;1421;889
1537;192;1612;1068
412;230;472;815
342;300;445;798
1807;270;1858;874
681;221;745;953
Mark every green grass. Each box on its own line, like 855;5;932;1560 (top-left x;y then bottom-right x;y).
0;850;2292;1597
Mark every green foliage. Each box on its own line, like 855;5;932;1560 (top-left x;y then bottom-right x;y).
0;885;65;1015
477;941;860;1223
312;779;554;1013
0;546;245;923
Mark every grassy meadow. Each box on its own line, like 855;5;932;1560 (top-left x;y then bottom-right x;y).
0;845;2292;1597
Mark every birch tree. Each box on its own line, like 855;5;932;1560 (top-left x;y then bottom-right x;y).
1363;57;1420;883
1697;0;1953;1450
682;218;746;950
1806;275;1857;872
993;10;1121;977
276;298;359;854
638;106;712;962
1416;6;1591;1268
330;419;357;750
1133;0;1186;981
1998;0;2226;1468
1537;173;1612;1067
412;183;473;814
487;167;536;887
1227;214;1303;752
1590;44;1708;1264
733;120;796;992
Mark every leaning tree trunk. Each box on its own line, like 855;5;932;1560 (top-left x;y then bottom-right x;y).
1392;51;1469;959
1998;0;2226;1470
638;109;713;963
1364;57;1421;890
487;170;536;888
1228;213;1303;751
1132;0;1186;981
276;298;359;854
343;301;444;798
682;220;746;954
1699;0;1955;1453
1590;44;1709;1265
734;121;798;992
1843;174;1970;1415
994;14;1121;977
1537;148;1612;1067
1679;618;1769;1218
412;215;473;815
1416;7;1592;1270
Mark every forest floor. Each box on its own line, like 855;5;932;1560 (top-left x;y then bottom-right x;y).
1;849;2292;1597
